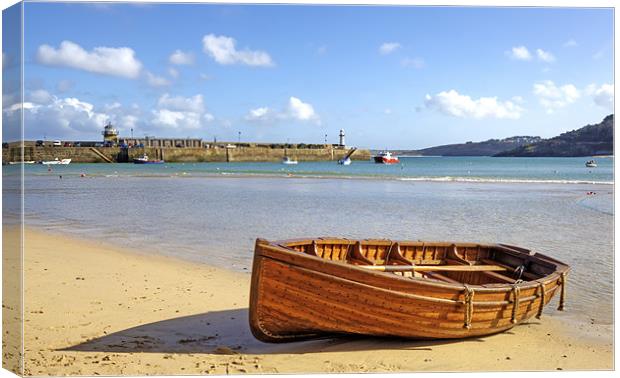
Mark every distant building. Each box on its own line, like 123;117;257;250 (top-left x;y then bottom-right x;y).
120;137;203;148
102;123;119;143
339;129;346;147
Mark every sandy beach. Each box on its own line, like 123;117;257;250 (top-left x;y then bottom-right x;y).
7;225;611;375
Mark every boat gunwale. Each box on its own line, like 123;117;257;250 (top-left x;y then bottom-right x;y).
261;238;569;293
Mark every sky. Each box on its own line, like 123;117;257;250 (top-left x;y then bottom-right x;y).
2;2;615;149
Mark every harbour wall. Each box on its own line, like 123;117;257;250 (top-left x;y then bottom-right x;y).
3;145;371;163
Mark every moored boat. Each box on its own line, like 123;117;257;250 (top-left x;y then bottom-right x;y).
337;157;352;165
373;150;399;164
41;158;71;165
249;238;569;341
282;156;298;165
338;147;357;165
585;160;597;168
133;154;164;164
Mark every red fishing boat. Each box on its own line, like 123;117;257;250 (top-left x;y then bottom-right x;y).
373;151;399;164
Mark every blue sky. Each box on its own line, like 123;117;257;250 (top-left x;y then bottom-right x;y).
2;3;614;148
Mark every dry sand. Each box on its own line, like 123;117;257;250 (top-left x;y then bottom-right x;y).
5;226;613;375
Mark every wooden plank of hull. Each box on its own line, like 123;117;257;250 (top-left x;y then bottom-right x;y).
250;256;561;342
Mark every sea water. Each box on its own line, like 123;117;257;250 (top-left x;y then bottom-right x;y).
3;156;614;325
7;156;614;184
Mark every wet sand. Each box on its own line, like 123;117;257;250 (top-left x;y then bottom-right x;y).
12;226;613;375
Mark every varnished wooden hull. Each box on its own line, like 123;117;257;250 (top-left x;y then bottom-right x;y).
249;238;569;342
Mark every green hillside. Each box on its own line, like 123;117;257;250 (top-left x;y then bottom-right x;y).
495;114;613;157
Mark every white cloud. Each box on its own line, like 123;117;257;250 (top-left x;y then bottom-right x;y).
3;94;109;139
287;97;318;122
507;46;532;61
157;93;204;113
152;93;213;130
563;39;578;47
245;107;272;121
168;67;179;79
36;40;142;79
27;89;53;105
103;102;122;111
145;71;171;87
401;57;425;68
199;73;212;80
532;80;580;113
424;90;523;119
202;34;273;67
4;90;217;139
379;42;401;55
168;49;195;65
245;97;320;124
536;49;555;63
586;83;614;110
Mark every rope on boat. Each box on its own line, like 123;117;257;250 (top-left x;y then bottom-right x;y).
511;285;521;323
536;282;546;319
558;272;567;311
463;284;475;329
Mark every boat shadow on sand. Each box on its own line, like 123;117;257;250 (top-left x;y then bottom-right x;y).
62;308;532;355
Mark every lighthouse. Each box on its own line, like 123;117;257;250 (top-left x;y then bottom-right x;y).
102;122;119;144
338;129;345;147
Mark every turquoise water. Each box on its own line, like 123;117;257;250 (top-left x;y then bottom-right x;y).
8;156;613;184
2;156;614;325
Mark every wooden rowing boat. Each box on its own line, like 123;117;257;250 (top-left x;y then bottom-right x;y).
249;238;570;342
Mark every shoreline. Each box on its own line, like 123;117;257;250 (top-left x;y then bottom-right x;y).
13;167;615;186
11;226;613;374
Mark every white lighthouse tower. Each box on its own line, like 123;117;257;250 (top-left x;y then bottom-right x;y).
338;129;346;148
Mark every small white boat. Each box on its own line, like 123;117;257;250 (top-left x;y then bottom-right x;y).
41;158;71;165
585;160;597;168
133;154;164;164
10;161;37;165
338;157;352;165
282;156;298;165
